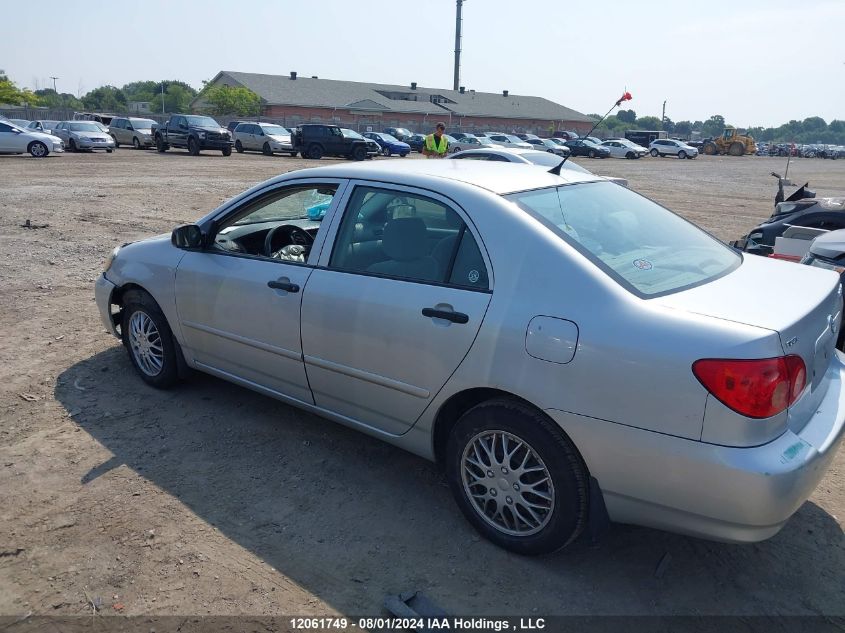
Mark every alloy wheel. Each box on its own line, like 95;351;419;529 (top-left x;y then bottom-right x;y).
461;430;555;536
128;310;164;377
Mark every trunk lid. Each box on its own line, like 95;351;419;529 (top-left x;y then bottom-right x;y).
657;255;842;430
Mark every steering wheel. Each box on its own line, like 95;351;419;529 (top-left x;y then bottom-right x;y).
264;224;314;261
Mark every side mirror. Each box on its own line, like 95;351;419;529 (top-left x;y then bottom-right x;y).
126;125;134;131
171;224;204;249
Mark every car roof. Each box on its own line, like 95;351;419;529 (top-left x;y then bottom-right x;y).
277;157;599;194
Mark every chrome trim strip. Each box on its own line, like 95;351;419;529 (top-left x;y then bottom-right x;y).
304;354;430;399
182;320;302;362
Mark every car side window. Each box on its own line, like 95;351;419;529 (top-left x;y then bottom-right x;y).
0;122;13;133
211;184;339;261
329;186;489;289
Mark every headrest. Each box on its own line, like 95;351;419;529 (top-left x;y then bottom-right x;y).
381;217;428;261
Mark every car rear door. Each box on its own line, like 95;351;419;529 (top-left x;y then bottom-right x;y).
301;182;492;435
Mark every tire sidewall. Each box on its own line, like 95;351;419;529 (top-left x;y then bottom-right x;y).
445;400;589;555
121;292;179;389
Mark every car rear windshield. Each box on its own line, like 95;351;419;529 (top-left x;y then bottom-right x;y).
69;123;103;132
507;182;740;297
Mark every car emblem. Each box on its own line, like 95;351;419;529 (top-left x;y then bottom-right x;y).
785;336;799;348
632;259;653;271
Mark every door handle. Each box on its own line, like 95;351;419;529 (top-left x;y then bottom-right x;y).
422;307;469;324
267;279;300;293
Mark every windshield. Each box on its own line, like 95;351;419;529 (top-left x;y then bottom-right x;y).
342;129;364;139
260;125;289;135
233;187;337;225
379;133;399;142
129;118;156;129
477;137;497;146
507;182;739;297
505;135;525;143
185;115;220;127
69;122;103;132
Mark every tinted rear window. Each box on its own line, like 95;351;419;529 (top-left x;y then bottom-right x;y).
507;182;740;297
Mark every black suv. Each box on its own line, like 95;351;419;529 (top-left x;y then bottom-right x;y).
292;124;369;160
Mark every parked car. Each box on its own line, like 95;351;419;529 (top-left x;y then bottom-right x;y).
53;121;115;153
583;136;603;145
227;120;248;135
451;132;477;141
364;132;411;157
406;133;427;153
447;147;626;186
514;133;541;141
383;127;413;141
524;138;570;156
234;122;295;156
292;124;369;160
552;130;580;140
109;117;157;149
0;120;63;157
96;159;845;555
153;114;232;156
449;136;488;153
600;138;648;159
73;112;116;125
26;120;60;135
9;119;31;128
483;133;533;150
563;138;610;158
649;138;698;159
341;129;380;158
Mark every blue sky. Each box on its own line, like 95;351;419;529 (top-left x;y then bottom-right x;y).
3;0;843;127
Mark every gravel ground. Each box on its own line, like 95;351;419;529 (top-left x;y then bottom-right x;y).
1;149;843;620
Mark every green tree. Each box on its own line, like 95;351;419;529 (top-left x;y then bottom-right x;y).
635;115;663;130
82;85;127;112
617;109;636;124
674;120;693;137
121;80;197;113
198;84;263;116
700;115;726;137
0;70;39;106
34;88;83;110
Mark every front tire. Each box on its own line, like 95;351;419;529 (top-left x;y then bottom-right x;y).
28;141;48;158
120;290;180;389
156;137;168;152
262;142;272;156
111;134;119;148
69;139;78;153
352;146;367;161
188;137;200;156
446;399;589;555
222;145;232;157
588;149;596;158
678;150;687;159
133;137;141;150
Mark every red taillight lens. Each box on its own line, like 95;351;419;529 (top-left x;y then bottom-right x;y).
692;355;806;419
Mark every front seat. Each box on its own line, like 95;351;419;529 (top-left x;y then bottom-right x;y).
367;217;439;282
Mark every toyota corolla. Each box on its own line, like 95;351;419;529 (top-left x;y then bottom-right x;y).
95;161;845;555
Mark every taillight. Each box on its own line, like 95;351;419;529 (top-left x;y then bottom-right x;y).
692;355;806;419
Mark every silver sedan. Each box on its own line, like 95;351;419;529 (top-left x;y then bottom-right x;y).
95;160;845;554
54;121;115;152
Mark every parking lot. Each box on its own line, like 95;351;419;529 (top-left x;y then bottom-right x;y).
1;150;844;619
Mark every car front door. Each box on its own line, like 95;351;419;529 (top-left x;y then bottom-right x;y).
171;115;187;146
300;182;493;435
174;179;348;403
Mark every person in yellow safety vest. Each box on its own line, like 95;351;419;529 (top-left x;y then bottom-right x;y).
423;122;449;158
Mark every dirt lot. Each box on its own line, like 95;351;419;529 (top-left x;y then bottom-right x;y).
1;149;844;621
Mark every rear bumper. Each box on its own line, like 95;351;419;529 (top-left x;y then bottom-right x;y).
547;353;845;543
95;273;119;337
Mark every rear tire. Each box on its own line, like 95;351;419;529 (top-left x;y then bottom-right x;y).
111;135;119;148
106;149;113;153
588;149;596;158
382;146;392;157
307;144;323;159
235;140;244;153
650;148;658;157
120;289;180;389
446;398;590;555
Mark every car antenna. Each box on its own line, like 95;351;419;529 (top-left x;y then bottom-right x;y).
549;89;633;176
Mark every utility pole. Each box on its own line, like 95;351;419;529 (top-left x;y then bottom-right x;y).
50;76;59;93
661;100;667;126
453;0;464;91
161;82;166;114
